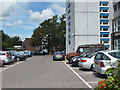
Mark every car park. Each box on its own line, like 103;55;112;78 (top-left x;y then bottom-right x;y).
78;53;96;70
53;52;65;61
0;51;13;64
94;50;120;74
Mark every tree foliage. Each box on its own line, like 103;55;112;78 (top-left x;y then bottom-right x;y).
31;14;66;52
1;30;22;50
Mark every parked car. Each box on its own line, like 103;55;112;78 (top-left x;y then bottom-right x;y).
0;51;13;64
0;58;4;67
72;51;96;67
78;53;96;70
11;51;25;61
17;51;26;61
94;50;120;74
53;52;65;61
66;44;105;62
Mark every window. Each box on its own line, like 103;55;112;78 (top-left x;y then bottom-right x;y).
103;35;109;37
114;4;117;12
100;41;103;43
118;2;120;10
100;28;102;31
103;16;108;19
95;53;103;60
102;54;111;60
103;10;108;12
100;35;102;37
69;41;71;45
103;3;108;6
103;28;108;31
104;41;109;43
103;22;108;25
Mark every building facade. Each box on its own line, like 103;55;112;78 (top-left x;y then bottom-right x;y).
0;30;2;51
66;0;112;54
99;0;111;49
111;0;120;50
23;38;36;51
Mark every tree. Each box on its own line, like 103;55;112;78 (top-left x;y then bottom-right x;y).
1;30;22;50
31;14;66;52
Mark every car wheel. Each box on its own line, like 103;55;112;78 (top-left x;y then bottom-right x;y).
90;64;94;70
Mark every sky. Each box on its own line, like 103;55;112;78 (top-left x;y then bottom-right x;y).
0;0;65;41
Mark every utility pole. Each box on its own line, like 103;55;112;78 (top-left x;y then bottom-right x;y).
0;30;2;51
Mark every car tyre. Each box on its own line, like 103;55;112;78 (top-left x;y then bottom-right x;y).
90;64;94;70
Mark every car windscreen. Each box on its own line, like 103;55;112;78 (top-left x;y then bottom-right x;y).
55;52;62;55
108;51;120;59
80;51;87;57
88;53;95;58
83;52;94;57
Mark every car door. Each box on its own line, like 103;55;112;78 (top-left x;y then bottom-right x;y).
94;53;103;72
101;54;111;68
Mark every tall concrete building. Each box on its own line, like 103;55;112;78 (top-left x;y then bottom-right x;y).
99;0;111;49
111;0;120;50
0;30;2;51
66;0;112;54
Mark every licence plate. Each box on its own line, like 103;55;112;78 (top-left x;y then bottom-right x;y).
57;55;62;58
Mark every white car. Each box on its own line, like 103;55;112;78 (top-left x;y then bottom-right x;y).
94;50;120;74
78;53;96;70
0;51;13;64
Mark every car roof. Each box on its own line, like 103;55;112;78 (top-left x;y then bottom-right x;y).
98;50;120;53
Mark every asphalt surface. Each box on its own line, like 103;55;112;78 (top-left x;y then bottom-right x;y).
1;55;106;89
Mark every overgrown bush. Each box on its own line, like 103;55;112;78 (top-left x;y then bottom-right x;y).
96;60;120;89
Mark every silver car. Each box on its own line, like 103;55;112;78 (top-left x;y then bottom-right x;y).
0;51;13;64
94;50;120;74
78;53;96;70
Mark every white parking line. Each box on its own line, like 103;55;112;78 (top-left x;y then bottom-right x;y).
87;82;98;84
72;67;79;69
77;72;93;74
64;62;93;89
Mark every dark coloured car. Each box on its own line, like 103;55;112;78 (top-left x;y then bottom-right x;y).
53;52;65;61
11;51;26;61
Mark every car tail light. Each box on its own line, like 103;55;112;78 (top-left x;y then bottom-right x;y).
63;54;64;56
81;60;87;62
5;53;8;57
54;55;56;56
100;62;105;67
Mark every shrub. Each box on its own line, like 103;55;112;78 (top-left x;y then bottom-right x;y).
96;60;120;89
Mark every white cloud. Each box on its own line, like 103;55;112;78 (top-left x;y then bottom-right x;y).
5;20;23;26
29;9;54;22
0;0;17;21
52;5;65;15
